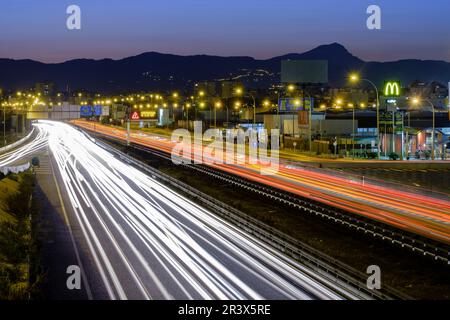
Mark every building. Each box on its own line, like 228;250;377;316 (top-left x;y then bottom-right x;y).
218;80;243;99
330;88;370;107
34;82;56;97
111;103;127;120
195;81;217;97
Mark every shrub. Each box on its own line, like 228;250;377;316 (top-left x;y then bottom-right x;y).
388;152;399;161
0;171;37;300
366;152;377;159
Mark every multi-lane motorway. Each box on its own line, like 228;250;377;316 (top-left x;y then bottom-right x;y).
0;128;48;168
2;120;368;300
71;120;450;245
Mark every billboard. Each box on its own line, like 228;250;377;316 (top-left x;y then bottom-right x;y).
281;60;328;84
80;105;103;117
278;98;314;111
101;105;110;116
130;110;158;121
379;111;403;133
298;110;309;126
140;110;157;119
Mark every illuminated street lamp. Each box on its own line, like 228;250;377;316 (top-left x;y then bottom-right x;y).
349;73;380;159
235;87;256;127
185;103;191;130
347;103;356;159
168;93;179;125
1;88;5;146
214;101;222;128
413;97;436;160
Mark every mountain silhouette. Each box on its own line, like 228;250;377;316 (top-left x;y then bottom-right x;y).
0;43;449;93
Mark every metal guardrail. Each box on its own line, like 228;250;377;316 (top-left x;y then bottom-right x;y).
91;136;412;300
192;164;450;264
122;140;449;267
0;128;35;154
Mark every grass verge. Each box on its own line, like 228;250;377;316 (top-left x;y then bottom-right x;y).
0;171;42;300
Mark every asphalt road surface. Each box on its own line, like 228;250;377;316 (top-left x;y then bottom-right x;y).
70;120;450;245
4;120;368;300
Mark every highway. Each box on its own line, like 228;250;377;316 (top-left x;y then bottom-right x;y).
0;128;48;167
17;120;366;300
70;120;450;245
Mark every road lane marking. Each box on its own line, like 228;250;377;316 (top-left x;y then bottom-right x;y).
48;147;93;300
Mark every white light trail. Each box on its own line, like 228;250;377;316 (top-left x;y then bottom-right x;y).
0;128;48;168
32;120;366;300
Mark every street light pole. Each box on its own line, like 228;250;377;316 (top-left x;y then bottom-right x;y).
305;95;312;155
301;90;313;155
250;94;256;129
185;105;189;130
424;99;436;160
432;105;435;161
126;106;131;147
352;104;355;159
3;110;5;147
350;75;380;159
360;79;380;159
226;105;229;126
412;98;436;160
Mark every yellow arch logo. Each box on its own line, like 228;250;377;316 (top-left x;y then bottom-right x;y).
384;82;400;96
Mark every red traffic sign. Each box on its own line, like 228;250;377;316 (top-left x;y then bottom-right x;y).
131;111;140;120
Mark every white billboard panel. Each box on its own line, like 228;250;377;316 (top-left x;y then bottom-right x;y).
102;106;110;116
27;112;48;120
69;112;80;119
62;112;70;119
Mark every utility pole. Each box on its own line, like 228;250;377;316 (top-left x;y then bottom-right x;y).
126;106;131;147
392;111;395;155
352;105;355;159
251;94;256;129
185;105;189;130
3;103;6;147
431;103;436;161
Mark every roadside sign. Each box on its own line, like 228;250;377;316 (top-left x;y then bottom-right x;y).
131;111;140;120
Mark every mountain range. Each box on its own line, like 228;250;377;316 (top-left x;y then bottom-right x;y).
0;43;449;94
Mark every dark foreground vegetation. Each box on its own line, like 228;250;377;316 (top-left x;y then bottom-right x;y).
0;171;41;300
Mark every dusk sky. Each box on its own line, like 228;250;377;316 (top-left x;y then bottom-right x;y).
1;0;449;63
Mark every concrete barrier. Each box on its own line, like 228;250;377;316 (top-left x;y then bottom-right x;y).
0;128;35;154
